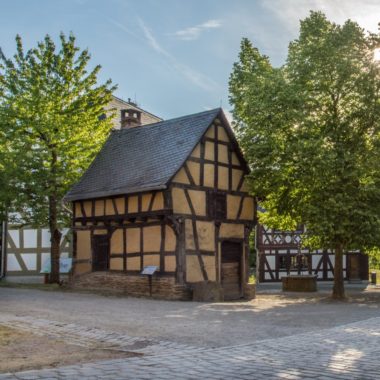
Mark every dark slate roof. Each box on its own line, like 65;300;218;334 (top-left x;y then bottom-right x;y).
65;108;224;201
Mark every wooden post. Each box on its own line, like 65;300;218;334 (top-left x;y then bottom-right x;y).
148;274;152;297
176;218;186;284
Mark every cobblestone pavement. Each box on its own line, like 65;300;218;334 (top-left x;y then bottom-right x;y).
0;313;203;356
1;314;379;379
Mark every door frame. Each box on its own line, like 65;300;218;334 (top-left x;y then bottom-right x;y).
91;233;110;272
220;239;244;298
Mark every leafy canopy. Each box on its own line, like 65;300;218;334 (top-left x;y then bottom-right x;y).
230;11;380;251
0;33;116;226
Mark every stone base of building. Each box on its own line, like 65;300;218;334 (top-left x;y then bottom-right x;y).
191;281;256;302
69;271;192;300
191;281;224;302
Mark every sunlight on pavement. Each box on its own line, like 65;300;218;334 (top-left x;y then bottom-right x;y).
328;348;363;373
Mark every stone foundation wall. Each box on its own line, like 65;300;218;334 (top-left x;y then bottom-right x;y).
191;281;256;301
70;272;192;300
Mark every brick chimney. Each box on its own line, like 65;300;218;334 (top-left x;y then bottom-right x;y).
121;109;142;129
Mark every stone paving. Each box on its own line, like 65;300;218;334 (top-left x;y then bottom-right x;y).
1;314;379;379
0;313;201;356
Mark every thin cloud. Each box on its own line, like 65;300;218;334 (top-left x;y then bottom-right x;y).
136;18;221;92
108;18;144;42
138;18;167;55
173;19;222;41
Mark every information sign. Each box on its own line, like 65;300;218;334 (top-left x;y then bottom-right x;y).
141;266;158;275
40;258;73;274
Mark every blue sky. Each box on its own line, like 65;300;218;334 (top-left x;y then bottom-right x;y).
1;0;380;120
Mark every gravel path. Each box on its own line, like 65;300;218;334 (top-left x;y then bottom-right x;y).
0;287;379;347
0;314;379;379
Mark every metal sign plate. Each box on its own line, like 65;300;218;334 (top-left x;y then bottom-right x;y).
141;266;158;275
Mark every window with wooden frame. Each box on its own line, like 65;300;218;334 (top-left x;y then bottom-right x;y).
207;191;226;220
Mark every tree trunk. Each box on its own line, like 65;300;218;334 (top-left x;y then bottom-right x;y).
332;243;345;299
48;195;62;284
48;147;62;284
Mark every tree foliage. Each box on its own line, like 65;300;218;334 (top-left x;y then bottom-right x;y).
229;12;380;298
0;33;116;282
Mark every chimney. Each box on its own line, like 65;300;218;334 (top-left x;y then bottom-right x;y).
121;108;142;129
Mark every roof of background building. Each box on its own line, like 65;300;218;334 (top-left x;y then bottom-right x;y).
111;95;162;122
65;108;231;201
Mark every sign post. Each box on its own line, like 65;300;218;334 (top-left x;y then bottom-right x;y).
141;266;158;296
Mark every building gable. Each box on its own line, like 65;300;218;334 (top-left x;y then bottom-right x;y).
171;117;254;221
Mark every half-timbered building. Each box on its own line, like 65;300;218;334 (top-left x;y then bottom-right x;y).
65;108;256;300
256;223;369;282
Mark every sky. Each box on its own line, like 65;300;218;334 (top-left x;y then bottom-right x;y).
1;0;380;120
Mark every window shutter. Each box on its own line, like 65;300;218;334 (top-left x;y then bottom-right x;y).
215;193;226;219
207;190;215;218
207;191;226;220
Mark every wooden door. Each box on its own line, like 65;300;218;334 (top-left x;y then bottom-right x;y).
92;235;109;271
347;253;368;281
221;241;242;300
347;254;360;281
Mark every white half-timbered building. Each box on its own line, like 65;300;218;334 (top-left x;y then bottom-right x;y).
0;96;161;280
256;223;369;282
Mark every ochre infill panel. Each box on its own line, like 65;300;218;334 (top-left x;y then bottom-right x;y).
126;228;140;253
76;231;91;260
196;221;215;251
188;190;206;216
240;197;254;220
187;161;200;186
141;193;152;212
232;169;243;191
111;229;123;254
186;255;204;282
218;144;229;164
219;223;244;239
218;166;229;190
227;195;241;220
165;226;176;251
165;256;176;272
203;164;214;188
143;254;160;268
204;141;215;161
95;200;104;216
110;258;123;271
128;196;139;213
152;192;164;210
172;188;192;214
143;226;161;252
172;168;190;184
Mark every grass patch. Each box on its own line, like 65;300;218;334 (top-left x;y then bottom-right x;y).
248;274;256;284
0;325;24;345
0;325;139;373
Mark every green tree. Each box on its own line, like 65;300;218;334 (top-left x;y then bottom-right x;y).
229;12;380;299
0;34;115;283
